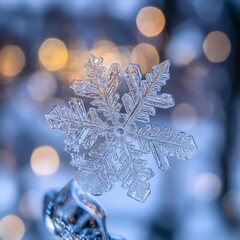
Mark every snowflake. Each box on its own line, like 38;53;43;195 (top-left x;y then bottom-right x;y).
46;54;197;202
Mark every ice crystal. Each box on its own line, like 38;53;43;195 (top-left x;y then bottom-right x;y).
46;54;197;202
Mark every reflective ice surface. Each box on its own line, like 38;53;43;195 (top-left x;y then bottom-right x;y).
43;180;125;240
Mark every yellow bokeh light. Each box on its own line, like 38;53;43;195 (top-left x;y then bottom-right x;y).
91;40;116;56
203;31;231;63
136;6;165;37
31;145;59;176
90;40;122;68
38;38;68;71
131;43;159;74
101;51;122;69
0;215;25;240
59;40;88;83
118;46;133;69
0;45;26;78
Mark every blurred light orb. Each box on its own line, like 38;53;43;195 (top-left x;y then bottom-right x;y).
28;70;57;101
136;7;165;37
131;43;159;74
39;38;68;71
103;52;122;69
194;173;222;201
91;40;117;62
193;0;224;23
91;40;121;68
0;45;26;78
92;40;116;54
20;190;42;220
59;40;88;82
171;103;197;131
0;215;25;240
223;190;240;218
0;149;16;169
106;0;142;20
0;175;17;213
31;145;59;176
186;63;208;77
166;27;203;66
203;31;231;63
118;46;133;69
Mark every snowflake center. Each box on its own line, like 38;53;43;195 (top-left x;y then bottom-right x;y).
115;127;125;137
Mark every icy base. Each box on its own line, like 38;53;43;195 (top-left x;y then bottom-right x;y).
43;180;125;240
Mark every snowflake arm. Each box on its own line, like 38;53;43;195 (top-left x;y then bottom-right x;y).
122;60;175;130
118;140;154;202
129;124;198;170
70;54;122;125
73;141;118;195
46;97;113;150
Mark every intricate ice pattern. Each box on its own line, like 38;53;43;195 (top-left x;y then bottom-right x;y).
46;54;197;202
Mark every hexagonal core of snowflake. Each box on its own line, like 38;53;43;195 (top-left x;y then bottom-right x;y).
114;127;125;137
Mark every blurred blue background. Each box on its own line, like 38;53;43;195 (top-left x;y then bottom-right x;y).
0;0;240;239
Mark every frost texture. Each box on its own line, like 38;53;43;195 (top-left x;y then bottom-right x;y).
46;54;197;202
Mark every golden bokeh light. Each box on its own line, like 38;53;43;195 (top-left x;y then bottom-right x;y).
101;51;123;69
131;43;159;74
118;46;133;70
136;6;165;37
118;46;133;69
38;38;68;71
28;70;57;101
31;145;59;176
171;103;197;131
91;40;116;56
59;40;88;83
91;40;122;68
0;215;25;240
203;31;231;63
60;40;134;81
0;45;26;78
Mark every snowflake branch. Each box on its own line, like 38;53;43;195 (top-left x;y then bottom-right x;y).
129;125;198;170
122;60;174;129
73;141;118;195
118;139;154;202
71;54;122;126
46;98;114;149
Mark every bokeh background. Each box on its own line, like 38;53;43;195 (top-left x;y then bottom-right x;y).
0;0;240;239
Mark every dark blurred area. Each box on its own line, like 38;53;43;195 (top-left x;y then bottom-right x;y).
0;0;240;239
